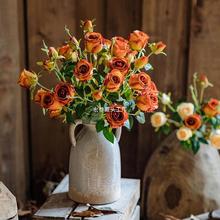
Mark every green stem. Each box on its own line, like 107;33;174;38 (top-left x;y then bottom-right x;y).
167;119;181;127
190;85;200;110
193;73;198;98
37;82;51;92
199;86;205;104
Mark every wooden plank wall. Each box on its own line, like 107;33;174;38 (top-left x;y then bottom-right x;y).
0;0;29;201
1;0;220;202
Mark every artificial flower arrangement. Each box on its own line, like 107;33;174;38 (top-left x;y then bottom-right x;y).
18;20;166;143
150;73;220;153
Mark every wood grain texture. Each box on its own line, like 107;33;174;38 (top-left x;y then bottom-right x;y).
0;0;28;201
138;0;191;177
106;0;142;178
34;176;140;220
188;0;220;98
27;0;77;200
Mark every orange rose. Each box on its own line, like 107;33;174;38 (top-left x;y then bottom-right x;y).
92;90;102;101
18;69;38;88
112;37;130;58
134;56;149;69
34;89;54;109
74;59;93;81
106;104;128;128
104;69;124;92
136;85;158;112
129;30;149;51
203;98;220;117
129;72;151;90
48;101;64;118
154;41;166;54
84;32;103;53
82;20;93;32
54;83;75;105
184;114;202;130
109;57;130;76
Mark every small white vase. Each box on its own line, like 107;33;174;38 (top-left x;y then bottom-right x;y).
68;120;121;204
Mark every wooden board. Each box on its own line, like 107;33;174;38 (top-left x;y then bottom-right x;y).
188;0;220;98
34;176;140;220
0;0;28;202
139;0;191;178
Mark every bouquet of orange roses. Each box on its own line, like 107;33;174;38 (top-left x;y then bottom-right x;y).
150;73;220;153
18;20;166;143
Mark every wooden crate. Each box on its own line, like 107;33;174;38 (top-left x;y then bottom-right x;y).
34;175;140;220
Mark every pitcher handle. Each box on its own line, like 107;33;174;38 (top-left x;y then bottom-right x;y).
115;127;122;142
69;120;82;147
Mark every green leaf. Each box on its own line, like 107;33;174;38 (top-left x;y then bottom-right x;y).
198;137;208;145
75;104;86;118
192;139;200;154
103;127;114;143
136;112;145;124
66;111;75;123
161;124;171;135
96;120;105;132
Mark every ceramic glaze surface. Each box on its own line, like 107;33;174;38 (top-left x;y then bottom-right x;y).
69;121;121;204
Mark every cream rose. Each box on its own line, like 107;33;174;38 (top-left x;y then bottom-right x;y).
151;112;167;128
177;102;194;120
210;130;220;149
176;127;192;141
161;93;171;105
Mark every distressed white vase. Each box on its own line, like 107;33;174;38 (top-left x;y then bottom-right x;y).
68;120;121;204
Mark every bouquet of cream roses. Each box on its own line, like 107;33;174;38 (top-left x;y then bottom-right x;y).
150;73;220;153
18;20;166;143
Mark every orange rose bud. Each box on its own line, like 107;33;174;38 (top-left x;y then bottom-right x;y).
154;41;166;55
109;57;130;76
199;73;213;88
84;32;103;54
48;101;64;118
106;104;128;128
126;50;138;63
54;83;75;105
18;69;38;88
129;72;151;90
104;69;124;92
82;20;93;32
112;37;130;58
203;98;220;117
136;88;158;112
43;59;55;71
129;30;149;51
58;44;73;59
74;59;93;81
34;89;54;109
184;114;202;130
103;38;111;49
48;47;58;59
134;56;149;69
92;90;102;101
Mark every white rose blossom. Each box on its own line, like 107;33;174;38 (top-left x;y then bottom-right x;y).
177;102;194;120
151;112;167;128
176;127;193;141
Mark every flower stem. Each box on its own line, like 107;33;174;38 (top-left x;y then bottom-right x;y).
190;85;200;110
199;86;205;104
167;119;181;127
37;82;51;91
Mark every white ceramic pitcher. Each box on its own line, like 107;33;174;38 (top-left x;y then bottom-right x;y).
68;120;121;204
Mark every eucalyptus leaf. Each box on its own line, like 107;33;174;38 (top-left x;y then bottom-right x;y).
136;112;145;124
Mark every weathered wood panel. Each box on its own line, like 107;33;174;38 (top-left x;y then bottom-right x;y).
188;0;220;98
0;0;28;201
106;0;142;178
27;0;77;200
138;0;191;177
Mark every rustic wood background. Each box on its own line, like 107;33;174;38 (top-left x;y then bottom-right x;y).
0;0;220;202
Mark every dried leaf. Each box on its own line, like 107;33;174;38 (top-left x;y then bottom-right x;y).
71;205;119;217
